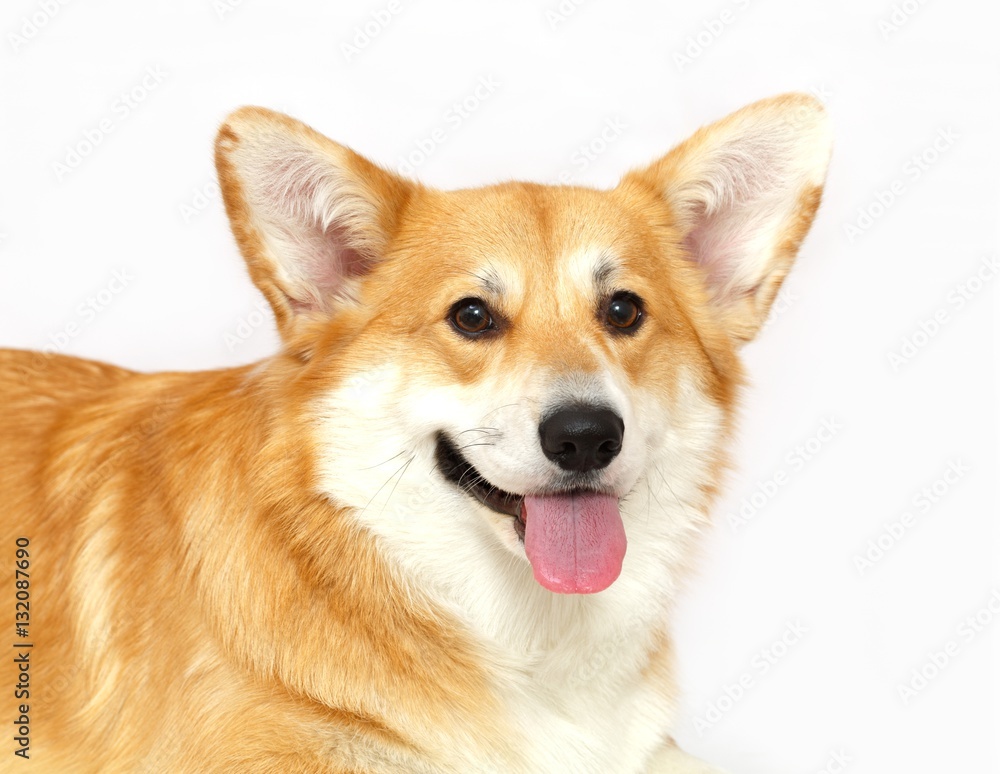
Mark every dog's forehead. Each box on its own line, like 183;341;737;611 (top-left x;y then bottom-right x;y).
414;182;649;295
460;246;616;299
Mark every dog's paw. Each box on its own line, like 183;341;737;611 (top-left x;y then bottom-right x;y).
646;741;729;774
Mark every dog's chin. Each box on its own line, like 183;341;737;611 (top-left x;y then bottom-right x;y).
434;433;527;542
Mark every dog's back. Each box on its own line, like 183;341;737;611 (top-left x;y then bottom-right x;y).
0;349;135;537
1;350;135;770
0;348;130;455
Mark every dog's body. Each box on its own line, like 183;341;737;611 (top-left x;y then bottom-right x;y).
1;95;830;773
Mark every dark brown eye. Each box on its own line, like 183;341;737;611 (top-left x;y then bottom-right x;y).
606;292;642;332
449;298;494;336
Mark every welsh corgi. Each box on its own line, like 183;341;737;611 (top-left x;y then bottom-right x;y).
0;93;831;773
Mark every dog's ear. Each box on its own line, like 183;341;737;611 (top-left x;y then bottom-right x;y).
215;107;413;343
625;93;832;343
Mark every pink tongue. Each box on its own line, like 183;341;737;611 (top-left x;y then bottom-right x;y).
523;492;626;594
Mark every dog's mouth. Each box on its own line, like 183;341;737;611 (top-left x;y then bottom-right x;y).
434;433;526;539
433;432;628;594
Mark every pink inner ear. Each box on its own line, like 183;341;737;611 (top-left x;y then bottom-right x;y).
306;224;371;295
683;210;741;295
335;240;371;279
283;218;375;314
256;150;381;314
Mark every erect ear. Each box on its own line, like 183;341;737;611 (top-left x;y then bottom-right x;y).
215;107;414;343
625;93;832;343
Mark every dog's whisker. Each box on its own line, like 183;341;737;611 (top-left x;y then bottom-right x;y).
377;456;413;519
652;463;692;520
457;427;499;436
456;465;486;493
358;455;414;517
456;442;497;452
481;403;522;421
358;449;408;471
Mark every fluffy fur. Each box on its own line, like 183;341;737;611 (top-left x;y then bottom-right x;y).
0;94;830;773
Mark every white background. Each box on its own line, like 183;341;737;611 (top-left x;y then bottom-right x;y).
1;1;997;772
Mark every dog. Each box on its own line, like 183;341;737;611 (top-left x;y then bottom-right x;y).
0;93;830;773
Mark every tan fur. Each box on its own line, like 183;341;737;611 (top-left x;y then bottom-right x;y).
0;94;829;772
2;353;507;772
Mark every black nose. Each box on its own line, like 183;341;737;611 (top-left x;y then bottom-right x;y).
539;406;624;473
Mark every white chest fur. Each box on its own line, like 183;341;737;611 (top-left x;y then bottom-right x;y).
365;479;700;774
315;367;720;772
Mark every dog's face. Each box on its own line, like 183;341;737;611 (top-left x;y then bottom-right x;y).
216;96;830;597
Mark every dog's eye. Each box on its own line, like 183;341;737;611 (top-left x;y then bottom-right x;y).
449;298;494;336
605;292;643;332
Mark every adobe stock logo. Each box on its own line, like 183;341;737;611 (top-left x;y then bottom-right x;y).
15;268;135;385
178;180;221;223
43;269;134;352
545;0;588;30
213;0;246;20
223;299;272;352
341;0;404;63
51;66;168;182
8;0;71;53
878;0;929;40
395;76;501;176
852;459;968;575
811;749;854;774
886;254;999;371
554;117;627;185
692;620;807;735
672;0;754;72
728;417;844;532
843;127;959;244
896;588;1000;705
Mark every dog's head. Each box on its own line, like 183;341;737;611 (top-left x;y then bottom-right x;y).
215;96;830;597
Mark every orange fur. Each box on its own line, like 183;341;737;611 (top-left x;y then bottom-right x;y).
1;353;506;771
0;94;830;772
